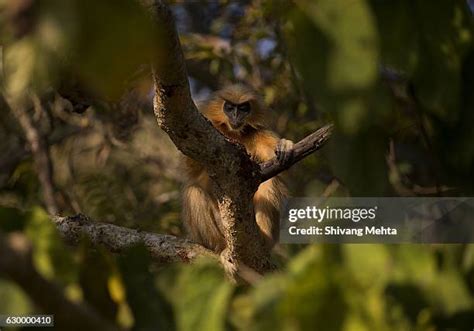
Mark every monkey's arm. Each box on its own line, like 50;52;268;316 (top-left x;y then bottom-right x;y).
252;130;294;163
249;130;292;248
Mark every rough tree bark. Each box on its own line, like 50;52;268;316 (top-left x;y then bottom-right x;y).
54;214;214;263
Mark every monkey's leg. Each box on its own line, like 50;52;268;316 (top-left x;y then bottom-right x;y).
182;184;226;252
253;178;287;249
275;138;294;164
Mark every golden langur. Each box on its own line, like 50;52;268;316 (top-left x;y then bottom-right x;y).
182;84;293;252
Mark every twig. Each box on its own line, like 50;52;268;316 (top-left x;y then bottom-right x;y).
7;97;59;214
380;65;443;196
321;179;340;198
0;126;86;189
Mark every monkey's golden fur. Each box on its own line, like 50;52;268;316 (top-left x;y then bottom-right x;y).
182;84;289;252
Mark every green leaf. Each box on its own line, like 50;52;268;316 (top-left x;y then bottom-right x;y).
174;258;233;331
118;245;175;331
0;279;32;315
24;206;78;283
286;0;379;133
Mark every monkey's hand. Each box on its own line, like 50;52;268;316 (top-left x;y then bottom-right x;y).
275;138;294;164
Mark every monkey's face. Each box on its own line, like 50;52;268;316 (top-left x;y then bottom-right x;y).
223;100;251;130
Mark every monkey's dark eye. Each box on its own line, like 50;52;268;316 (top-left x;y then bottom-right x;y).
238;102;250;113
224;101;234;112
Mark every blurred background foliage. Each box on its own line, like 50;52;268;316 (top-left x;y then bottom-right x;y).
0;0;473;330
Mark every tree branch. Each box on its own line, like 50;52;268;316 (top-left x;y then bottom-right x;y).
54;214;263;284
143;1;257;178
53;214;214;263
260;124;334;182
